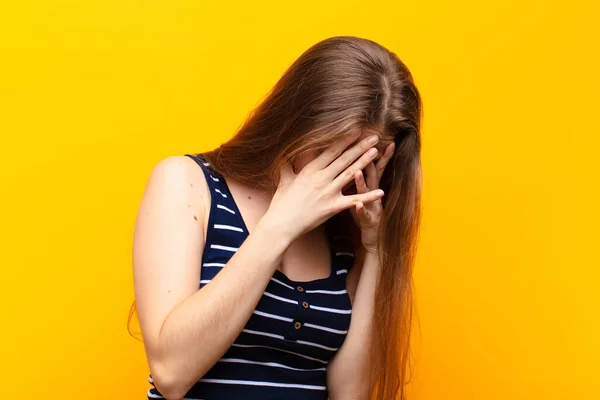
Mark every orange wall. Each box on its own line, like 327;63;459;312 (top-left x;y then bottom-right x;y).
1;1;598;399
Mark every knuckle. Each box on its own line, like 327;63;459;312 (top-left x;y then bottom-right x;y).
313;171;327;186
325;146;338;157
344;169;356;181
336;152;349;164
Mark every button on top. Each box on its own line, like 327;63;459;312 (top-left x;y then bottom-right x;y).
302;301;309;309
293;321;302;330
297;285;304;292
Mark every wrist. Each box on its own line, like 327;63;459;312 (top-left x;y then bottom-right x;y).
255;212;296;248
361;247;382;278
360;240;380;256
363;246;379;257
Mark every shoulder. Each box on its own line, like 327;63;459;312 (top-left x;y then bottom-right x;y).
140;155;211;221
148;155;205;185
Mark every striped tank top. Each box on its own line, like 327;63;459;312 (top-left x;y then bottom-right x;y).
147;153;355;400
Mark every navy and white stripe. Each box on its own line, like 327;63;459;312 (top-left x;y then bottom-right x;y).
147;153;355;400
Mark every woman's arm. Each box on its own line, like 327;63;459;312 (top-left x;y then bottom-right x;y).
326;248;380;399
326;142;395;399
133;156;292;400
134;135;384;400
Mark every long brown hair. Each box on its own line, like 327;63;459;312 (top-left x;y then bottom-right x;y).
201;36;423;400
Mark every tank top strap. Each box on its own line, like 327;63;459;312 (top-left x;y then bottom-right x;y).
185;153;249;236
186;152;230;196
185;153;223;190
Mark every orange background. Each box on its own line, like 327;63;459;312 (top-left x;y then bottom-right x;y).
1;1;598;399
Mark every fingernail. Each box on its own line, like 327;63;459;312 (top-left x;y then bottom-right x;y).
376;190;384;196
368;135;379;145
368;148;378;157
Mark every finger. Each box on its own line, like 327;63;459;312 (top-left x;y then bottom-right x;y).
306;131;362;172
364;161;378;190
374;142;395;179
356;201;365;217
356;201;372;221
325;134;379;180
332;146;378;191
338;189;384;211
356;201;364;212
355;170;369;194
356;201;368;216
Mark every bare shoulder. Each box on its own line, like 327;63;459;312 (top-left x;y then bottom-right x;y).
147;155;208;195
142;155;210;220
133;155;212;268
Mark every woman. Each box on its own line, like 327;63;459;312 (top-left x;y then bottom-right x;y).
132;36;422;400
